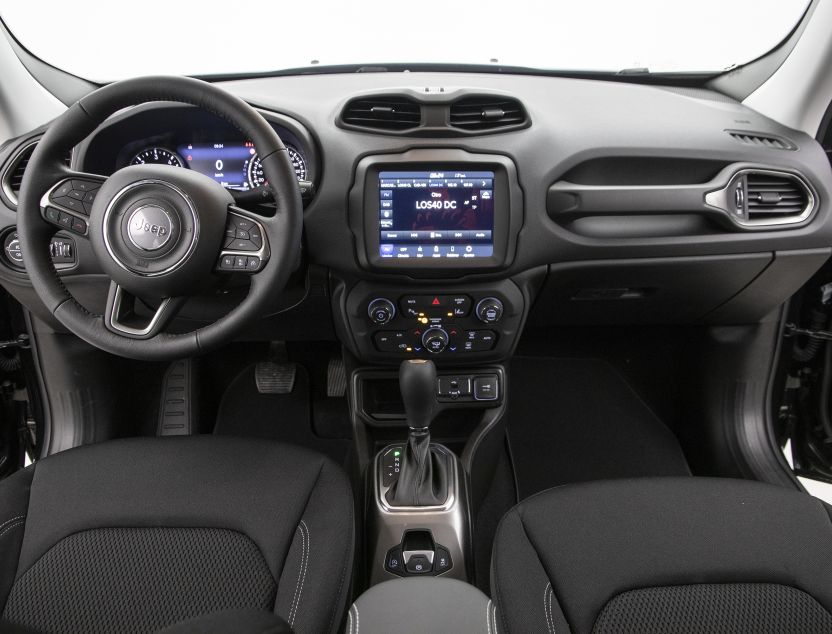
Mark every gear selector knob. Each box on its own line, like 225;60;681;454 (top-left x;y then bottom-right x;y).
399;359;437;432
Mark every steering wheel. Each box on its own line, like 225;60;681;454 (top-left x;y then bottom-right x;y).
16;76;302;361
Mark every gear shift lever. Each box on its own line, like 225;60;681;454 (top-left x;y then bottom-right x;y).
386;359;450;506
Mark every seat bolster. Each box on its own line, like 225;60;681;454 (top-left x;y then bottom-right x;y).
0;467;33;613
492;509;570;634
275;459;355;634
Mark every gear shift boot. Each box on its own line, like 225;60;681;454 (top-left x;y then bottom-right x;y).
385;359;451;507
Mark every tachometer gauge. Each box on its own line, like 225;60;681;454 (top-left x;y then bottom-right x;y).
130;147;186;167
245;145;308;189
287;146;308;181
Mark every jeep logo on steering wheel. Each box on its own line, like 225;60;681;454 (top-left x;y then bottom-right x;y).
127;205;173;251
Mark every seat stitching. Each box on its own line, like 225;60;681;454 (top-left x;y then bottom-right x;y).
492;601;499;634
346;604;353;634
0;520;25;540
353;603;360;633
487;599;493;634
288;520;310;627
544;582;554;634
0;516;25;532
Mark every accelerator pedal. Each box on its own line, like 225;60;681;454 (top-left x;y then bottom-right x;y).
157;359;197;436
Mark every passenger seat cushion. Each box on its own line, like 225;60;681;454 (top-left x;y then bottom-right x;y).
492;477;832;634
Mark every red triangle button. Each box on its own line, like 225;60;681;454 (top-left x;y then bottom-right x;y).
431;297;441;305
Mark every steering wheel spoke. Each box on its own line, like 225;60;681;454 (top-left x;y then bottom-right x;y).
39;172;107;238
215;204;270;274
104;281;186;339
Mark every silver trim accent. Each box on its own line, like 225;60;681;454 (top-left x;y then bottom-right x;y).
1;139;38;207
107;284;177;338
219;205;270;270
39;175;106;237
705;168;816;228
102;179;199;277
402;549;435;565
368;444;469;585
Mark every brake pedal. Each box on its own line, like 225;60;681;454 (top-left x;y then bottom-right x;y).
255;362;297;394
157;359;197;436
327;356;347;398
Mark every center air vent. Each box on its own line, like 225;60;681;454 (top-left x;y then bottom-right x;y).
745;172;810;220
449;97;528;132
340;96;422;131
1;140;71;208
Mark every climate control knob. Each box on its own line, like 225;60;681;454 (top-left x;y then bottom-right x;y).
422;328;449;354
368;298;396;325
476;297;504;324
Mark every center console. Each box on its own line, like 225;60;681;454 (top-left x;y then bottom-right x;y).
340;150;526;598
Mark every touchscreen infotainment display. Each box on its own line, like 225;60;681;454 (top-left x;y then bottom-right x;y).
378;170;495;259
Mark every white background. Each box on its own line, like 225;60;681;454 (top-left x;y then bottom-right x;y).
0;0;810;81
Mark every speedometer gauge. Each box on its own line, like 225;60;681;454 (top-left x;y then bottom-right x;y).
245;145;308;189
131;147;185;168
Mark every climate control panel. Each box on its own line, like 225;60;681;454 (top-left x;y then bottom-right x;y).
369;294;503;356
338;279;525;364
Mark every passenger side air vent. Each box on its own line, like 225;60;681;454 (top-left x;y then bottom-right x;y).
340;96;422;131
727;130;796;150
745;172;810;221
449;97;528;132
1;140;71;208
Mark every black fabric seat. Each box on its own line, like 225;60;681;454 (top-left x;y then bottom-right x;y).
492;477;832;634
0;436;354;634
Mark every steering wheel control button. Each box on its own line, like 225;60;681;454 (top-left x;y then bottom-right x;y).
70;217;88;235
50;179;101;217
219;255;235;270
246;256;261;271
368;298;396;325
127;205;173;251
45;207;60;223
476;297;504;324
422;328;449;354
473;375;500;401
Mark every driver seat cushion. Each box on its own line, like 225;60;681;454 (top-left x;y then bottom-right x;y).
491;477;832;634
0;436;355;634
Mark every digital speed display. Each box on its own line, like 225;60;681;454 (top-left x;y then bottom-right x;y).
378;170;495;259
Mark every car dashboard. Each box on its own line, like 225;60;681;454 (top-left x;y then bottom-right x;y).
1;71;831;365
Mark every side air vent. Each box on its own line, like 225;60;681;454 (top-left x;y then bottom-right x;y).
727;130;796;150
1;140;71;208
449;97;528;132
340;96;422;131
745;172;810;221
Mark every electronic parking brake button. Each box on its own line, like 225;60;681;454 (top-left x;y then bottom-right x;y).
405;554;432;575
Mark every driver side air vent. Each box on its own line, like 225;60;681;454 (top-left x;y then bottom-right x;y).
449;97;529;132
745;172;810;221
1;140;71;209
340;96;422;131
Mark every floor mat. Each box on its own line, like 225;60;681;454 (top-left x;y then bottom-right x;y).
507;357;690;499
214;364;350;465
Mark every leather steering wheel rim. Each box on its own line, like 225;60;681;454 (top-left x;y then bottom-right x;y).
16;76;302;361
